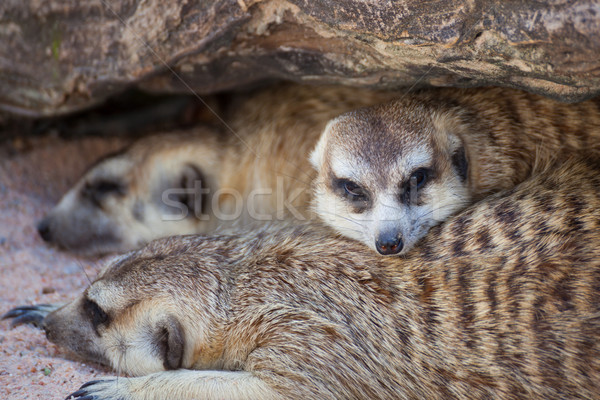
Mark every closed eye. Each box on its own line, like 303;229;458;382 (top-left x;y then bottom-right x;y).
82;179;126;206
83;298;109;332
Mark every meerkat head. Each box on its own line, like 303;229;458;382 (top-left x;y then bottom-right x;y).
42;236;229;375
37;132;222;256
310;100;472;255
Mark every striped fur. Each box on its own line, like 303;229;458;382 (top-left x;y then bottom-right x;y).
8;156;600;399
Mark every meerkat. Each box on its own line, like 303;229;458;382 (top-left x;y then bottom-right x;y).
5;157;600;399
38;84;397;255
311;87;600;255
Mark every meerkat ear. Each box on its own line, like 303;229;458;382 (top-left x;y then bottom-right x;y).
451;144;469;182
156;315;185;370
310;120;336;171
444;131;469;182
432;111;471;183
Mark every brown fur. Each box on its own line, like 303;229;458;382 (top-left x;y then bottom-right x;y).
421;87;600;197
38;84;396;255
6;156;600;399
41;85;600;255
311;87;600;254
215;83;399;222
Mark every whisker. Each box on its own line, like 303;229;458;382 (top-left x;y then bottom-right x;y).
75;258;92;285
61;241;93;285
413;201;471;224
115;342;125;386
315;210;365;234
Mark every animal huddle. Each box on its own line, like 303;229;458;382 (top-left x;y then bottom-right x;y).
4;83;600;399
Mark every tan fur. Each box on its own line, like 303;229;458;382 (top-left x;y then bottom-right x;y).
37;128;227;254
6;157;600;399
215;83;398;224
39;84;396;255
311;87;600;254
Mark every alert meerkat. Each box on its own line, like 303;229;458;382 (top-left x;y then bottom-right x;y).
5;157;600;399
37;84;396;255
311;87;600;255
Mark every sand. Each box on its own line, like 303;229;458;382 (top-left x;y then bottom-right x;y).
0;135;131;399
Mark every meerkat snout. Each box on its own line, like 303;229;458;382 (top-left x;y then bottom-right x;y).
375;231;403;255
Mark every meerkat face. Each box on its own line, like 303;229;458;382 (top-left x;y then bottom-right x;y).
44;291;188;376
37;139;218;256
42;239;227;375
311;102;472;255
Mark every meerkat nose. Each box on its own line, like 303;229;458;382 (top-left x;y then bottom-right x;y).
37;218;52;242
375;234;403;255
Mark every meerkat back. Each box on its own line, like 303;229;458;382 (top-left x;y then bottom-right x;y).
5;156;600;399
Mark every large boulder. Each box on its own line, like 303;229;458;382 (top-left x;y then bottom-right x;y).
1;0;599;116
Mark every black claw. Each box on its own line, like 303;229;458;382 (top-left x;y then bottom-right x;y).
2;304;58;328
65;379;112;400
2;305;43;319
65;390;96;400
67;389;88;398
10;312;45;328
80;379;106;389
65;394;94;400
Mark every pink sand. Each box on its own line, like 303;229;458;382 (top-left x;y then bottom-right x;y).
0;135;130;399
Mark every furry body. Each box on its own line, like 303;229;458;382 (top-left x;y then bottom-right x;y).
6;157;600;399
311;87;600;254
37;84;396;255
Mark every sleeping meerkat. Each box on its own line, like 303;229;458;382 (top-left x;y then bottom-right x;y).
5;157;600;399
37;84;396;255
36;128;226;255
311;87;600;255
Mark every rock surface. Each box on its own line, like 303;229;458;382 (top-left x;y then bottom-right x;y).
2;0;600;116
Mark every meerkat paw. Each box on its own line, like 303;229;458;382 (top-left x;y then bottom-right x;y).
1;303;62;328
65;370;280;400
65;379;131;400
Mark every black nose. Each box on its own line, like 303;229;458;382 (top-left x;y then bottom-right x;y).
37;219;52;242
375;234;403;255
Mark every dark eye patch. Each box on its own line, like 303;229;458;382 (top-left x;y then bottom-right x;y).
400;167;432;204
341;180;367;199
83;298;109;332
332;178;371;212
93;180;125;194
82;179;127;207
176;165;208;218
411;168;429;189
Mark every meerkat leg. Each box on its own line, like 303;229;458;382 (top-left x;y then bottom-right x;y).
66;370;281;400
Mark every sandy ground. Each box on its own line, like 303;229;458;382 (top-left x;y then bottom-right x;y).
0;135;132;399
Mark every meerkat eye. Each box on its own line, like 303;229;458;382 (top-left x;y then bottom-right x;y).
339;179;368;201
410;168;429;190
401;168;431;204
93;180;125;194
82;179;126;206
83;298;109;330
